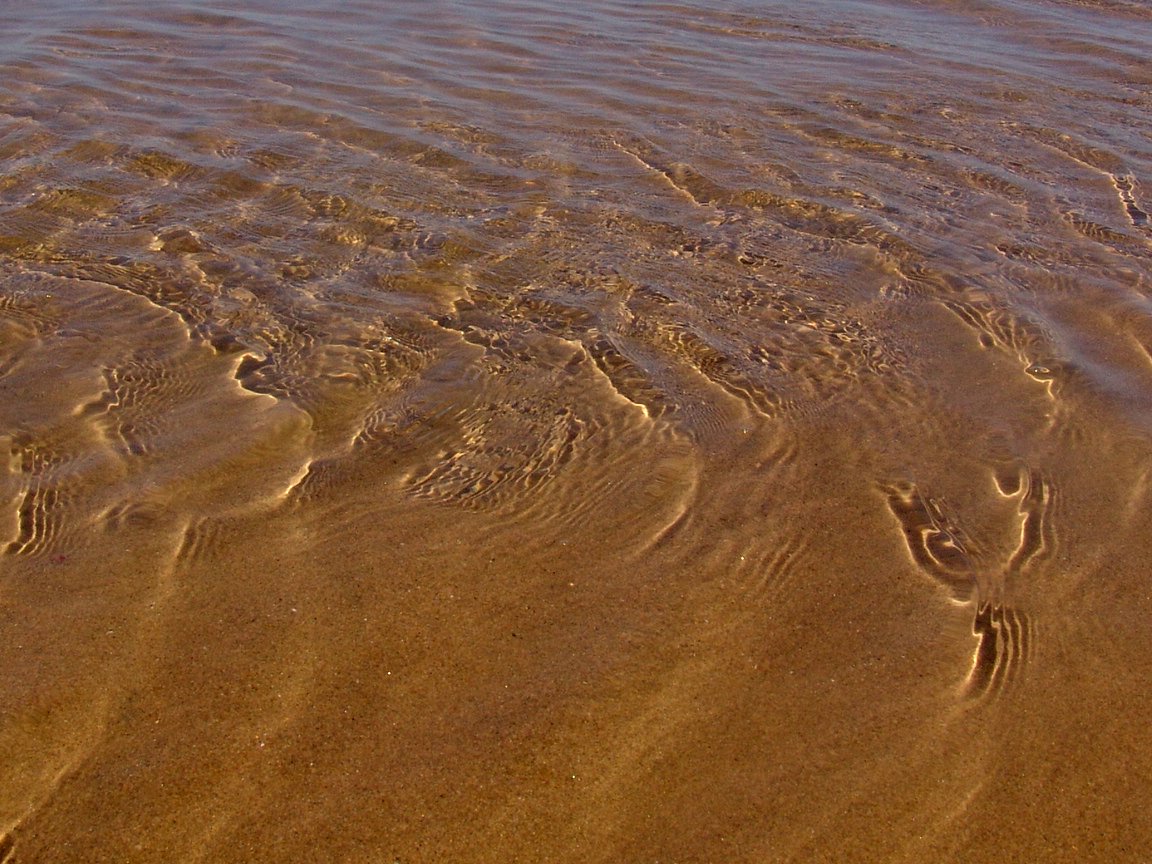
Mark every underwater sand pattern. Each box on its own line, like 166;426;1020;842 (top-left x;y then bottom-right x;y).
3;1;1152;862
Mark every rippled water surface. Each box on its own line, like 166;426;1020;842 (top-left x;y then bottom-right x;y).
3;1;1152;861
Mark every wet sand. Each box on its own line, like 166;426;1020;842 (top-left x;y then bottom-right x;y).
2;0;1152;861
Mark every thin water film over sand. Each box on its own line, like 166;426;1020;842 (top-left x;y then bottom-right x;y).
2;0;1152;861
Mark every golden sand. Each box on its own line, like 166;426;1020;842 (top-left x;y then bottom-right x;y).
3;1;1152;860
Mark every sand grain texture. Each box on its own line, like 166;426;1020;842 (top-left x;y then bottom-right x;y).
3;0;1152;860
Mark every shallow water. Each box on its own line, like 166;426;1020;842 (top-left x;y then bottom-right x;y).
2;1;1151;860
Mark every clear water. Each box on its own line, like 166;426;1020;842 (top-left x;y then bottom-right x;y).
2;1;1151;860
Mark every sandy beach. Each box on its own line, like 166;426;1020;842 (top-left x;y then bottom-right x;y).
2;0;1152;860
